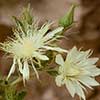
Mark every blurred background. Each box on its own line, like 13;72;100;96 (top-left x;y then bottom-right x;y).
0;0;100;100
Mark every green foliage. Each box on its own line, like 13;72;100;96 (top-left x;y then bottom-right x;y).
12;4;33;34
15;91;26;100
0;79;14;100
21;4;33;25
59;4;76;28
4;85;16;100
0;78;26;100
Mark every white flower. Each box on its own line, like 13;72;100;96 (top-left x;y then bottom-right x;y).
0;21;67;83
55;46;100;100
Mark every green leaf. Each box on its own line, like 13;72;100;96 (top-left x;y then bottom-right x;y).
22;4;33;25
12;16;25;32
59;4;76;28
12;4;33;34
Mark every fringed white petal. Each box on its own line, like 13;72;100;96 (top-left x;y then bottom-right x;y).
33;51;49;60
56;54;64;66
22;61;30;83
73;81;86;100
67;46;78;61
65;80;76;97
86;67;100;76
31;59;39;79
55;75;64;86
43;27;63;41
85;58;99;65
39;22;51;37
42;46;67;53
7;58;16;79
79;76;99;88
17;59;23;74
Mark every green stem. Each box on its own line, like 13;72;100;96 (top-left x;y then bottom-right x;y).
37;67;57;72
11;77;22;86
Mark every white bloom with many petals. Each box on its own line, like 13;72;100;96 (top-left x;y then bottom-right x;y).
0;18;67;83
55;46;100;100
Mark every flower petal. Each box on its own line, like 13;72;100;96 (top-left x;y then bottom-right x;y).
31;59;39;79
43;27;64;41
73;81;85;100
55;75;64;86
33;51;49;60
79;76;99;88
39;22;51;36
42;46;67;53
67;46;78;61
86;67;100;76
86;58;99;65
17;58;23;74
22;60;30;84
56;54;64;66
7;58;16;79
65;80;76;97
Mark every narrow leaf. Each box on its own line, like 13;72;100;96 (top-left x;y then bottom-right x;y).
59;4;76;28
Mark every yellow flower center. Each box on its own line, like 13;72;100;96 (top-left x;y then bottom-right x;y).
21;39;34;57
67;67;80;76
63;61;80;77
13;38;35;58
